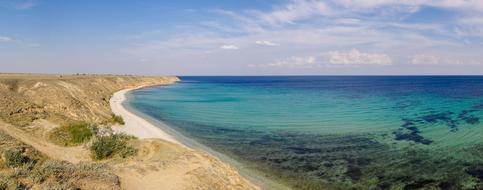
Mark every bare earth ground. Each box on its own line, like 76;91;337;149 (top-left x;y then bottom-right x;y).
0;73;258;190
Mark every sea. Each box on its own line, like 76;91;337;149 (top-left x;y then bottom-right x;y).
126;76;483;189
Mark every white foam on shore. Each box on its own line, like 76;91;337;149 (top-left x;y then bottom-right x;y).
109;87;181;145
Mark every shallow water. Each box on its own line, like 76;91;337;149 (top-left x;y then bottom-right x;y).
128;76;483;189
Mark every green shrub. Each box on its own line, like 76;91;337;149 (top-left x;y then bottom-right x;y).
50;122;93;146
4;149;29;168
68;122;93;144
111;114;125;125
90;134;137;160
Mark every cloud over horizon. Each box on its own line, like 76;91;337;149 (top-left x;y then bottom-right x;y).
1;0;483;75
328;49;392;65
220;44;239;50
255;40;278;46
0;36;11;42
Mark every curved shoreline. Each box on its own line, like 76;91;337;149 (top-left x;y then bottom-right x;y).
110;87;181;145
110;85;290;190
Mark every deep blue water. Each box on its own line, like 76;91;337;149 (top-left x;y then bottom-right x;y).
128;76;483;189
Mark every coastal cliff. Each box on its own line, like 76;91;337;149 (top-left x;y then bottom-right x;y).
0;74;179;126
0;74;257;190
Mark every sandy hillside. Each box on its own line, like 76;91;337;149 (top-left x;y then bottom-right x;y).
0;73;258;190
0;73;179;126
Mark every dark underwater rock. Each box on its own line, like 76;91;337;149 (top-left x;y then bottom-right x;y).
467;167;483;180
421;112;453;123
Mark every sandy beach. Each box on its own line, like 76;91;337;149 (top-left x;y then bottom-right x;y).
109;86;260;189
110;87;181;145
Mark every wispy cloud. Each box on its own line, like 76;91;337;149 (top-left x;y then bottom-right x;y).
220;44;239;50
410;54;472;65
411;54;442;65
250;56;316;68
121;0;483;74
0;36;12;42
328;49;392;65
255;40;278;46
256;0;331;25
1;0;38;10
335;0;483;12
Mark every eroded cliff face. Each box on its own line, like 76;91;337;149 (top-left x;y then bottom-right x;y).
0;74;179;126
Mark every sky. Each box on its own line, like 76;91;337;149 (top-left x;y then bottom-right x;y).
1;0;483;75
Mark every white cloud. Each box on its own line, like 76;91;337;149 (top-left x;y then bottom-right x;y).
257;0;331;25
336;0;398;9
0;36;11;42
459;17;483;25
328;49;392;65
410;54;469;65
251;56;316;68
122;0;483;75
335;0;483;12
255;40;278;46
334;18;361;25
455;16;483;37
270;56;316;67
220;44;239;50
411;54;442;65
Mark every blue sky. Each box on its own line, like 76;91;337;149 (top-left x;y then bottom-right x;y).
1;0;483;75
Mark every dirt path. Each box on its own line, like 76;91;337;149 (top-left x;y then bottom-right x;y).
0;121;90;163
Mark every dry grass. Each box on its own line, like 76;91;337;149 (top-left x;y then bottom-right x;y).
31;160;120;189
0;74;178;127
48;121;93;146
90;134;137;160
103;114;125;125
0;131;121;190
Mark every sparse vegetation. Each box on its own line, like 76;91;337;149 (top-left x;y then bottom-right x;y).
0;174;26;190
90;134;137;160
101;114;125;125
49;121;93;146
2;79;19;91
4;149;30;168
111;114;125;125
30;160;120;189
0;75;179;189
0;131;120;189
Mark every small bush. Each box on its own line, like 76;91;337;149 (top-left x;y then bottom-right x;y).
111;114;125;125
4;149;29;168
90;134;137;160
50;122;93;146
30;160;72;183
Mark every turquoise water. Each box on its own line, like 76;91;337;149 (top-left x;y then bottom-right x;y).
128;76;483;189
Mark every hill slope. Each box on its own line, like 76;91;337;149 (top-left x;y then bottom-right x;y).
0;74;257;190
